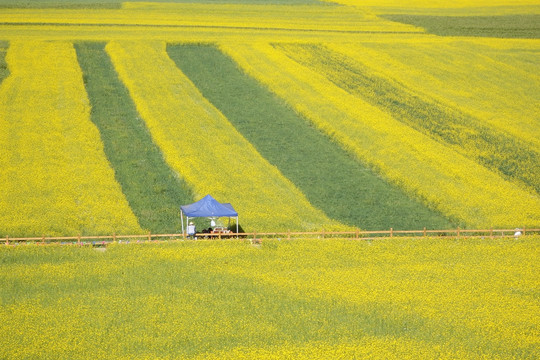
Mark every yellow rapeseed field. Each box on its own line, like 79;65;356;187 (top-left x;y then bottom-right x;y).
1;237;537;359
328;39;540;149
0;2;538;359
0;3;421;42
277;41;539;193
187;237;540;359
0;3;537;232
191;338;478;360
0;41;142;236
105;40;344;232
220;42;540;228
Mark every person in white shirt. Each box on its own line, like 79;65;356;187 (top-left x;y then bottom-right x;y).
187;222;196;239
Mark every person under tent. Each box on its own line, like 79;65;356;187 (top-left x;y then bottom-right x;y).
187;222;196;239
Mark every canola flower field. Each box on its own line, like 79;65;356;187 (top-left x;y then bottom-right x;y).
0;1;539;358
1;236;539;359
0;41;141;237
0;0;539;235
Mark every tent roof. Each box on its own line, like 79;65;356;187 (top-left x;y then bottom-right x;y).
180;195;238;218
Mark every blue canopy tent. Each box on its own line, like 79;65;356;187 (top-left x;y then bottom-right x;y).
180;195;239;235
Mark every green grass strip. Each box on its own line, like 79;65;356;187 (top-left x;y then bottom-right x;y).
278;44;540;193
0;41;9;82
75;42;194;233
382;14;540;39
168;44;453;230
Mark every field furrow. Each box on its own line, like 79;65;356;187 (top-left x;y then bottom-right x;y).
168;44;453;230
75;42;195;234
220;42;540;228
0;41;141;236
105;40;343;232
276;43;540;193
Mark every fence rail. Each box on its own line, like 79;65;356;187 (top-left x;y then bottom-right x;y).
3;228;539;246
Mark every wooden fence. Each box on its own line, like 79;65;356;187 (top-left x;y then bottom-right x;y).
3;227;539;246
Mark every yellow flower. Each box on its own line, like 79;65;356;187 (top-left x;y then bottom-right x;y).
0;41;142;236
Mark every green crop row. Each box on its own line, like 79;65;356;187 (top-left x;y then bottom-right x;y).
382;14;540;38
75;42;195;234
0;41;8;81
167;44;453;230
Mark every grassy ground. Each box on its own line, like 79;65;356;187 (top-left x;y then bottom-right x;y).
75;42;195;234
1;236;538;359
383;14;540;38
168;44;454;230
0;41;8;82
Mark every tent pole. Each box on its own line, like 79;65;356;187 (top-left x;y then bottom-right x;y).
181;210;185;238
236;216;239;236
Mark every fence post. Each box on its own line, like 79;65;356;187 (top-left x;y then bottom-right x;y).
356;229;359;239
322;229;325;239
113;232;116;242
490;229;493;238
390;228;393;237
77;234;81;246
457;227;461;238
5;235;8;246
148;232;151;242
423;227;426;237
287;229;290;241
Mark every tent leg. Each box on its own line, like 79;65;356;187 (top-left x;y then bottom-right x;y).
181;210;185;239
